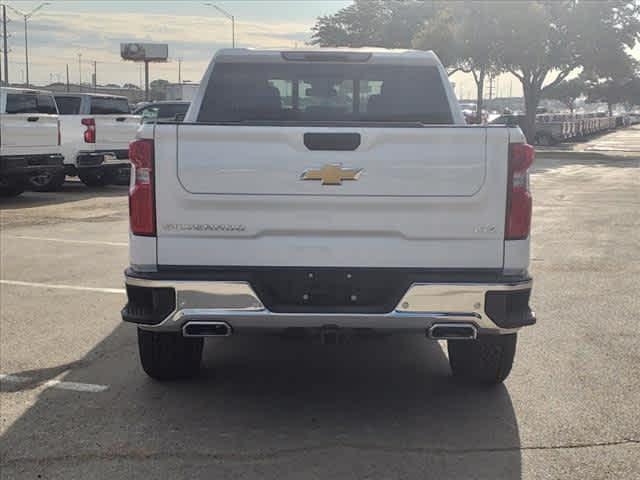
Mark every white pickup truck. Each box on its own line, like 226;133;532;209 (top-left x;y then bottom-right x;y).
51;93;139;188
122;48;536;385
0;87;64;196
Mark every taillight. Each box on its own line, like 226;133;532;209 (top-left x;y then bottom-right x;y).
81;118;95;143
129;139;156;236
506;143;534;240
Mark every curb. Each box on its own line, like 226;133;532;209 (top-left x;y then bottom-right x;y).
535;150;638;161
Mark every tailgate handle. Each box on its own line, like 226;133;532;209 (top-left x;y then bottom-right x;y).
115;117;127;122
304;133;361;151
27;116;40;122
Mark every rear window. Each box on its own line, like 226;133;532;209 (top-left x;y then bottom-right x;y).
138;103;190;123
158;103;189;119
54;96;82;115
89;97;130;114
198;63;453;124
6;93;58;114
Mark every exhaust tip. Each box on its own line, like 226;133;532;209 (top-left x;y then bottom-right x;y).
428;323;477;340
183;321;232;337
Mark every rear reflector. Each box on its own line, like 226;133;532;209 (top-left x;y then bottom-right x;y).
81;118;95;143
129;139;156;236
506;143;535;240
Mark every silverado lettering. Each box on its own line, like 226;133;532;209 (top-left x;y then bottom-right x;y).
163;223;247;232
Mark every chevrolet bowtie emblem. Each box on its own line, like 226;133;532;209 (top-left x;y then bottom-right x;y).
301;164;363;185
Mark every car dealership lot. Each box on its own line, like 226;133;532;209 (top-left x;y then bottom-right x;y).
1;159;639;479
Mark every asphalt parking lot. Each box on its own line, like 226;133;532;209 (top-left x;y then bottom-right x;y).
1;156;639;479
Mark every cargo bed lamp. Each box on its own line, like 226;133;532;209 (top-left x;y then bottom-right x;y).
120;43;169;101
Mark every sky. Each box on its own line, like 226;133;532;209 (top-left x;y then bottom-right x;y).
1;0;351;86
2;1;638;100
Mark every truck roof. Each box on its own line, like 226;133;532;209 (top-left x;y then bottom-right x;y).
213;48;441;66
53;92;128;100
0;86;55;96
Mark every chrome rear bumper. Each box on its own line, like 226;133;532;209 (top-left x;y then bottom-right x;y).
123;275;534;335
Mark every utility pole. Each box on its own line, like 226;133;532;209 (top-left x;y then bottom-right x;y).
5;3;50;86
93;60;97;92
178;57;182;85
23;15;27;85
487;75;495;101
78;53;82;91
65;63;69;91
144;60;149;101
2;5;8;85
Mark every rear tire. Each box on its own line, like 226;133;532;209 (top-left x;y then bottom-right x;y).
137;329;203;381
78;170;108;187
447;333;517;385
0;185;25;197
29;171;66;192
0;177;25;197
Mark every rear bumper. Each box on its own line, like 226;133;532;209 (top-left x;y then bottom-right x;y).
0;154;64;176
122;268;535;335
76;150;130;168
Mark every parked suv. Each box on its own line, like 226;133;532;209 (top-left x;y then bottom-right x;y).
52;93;140;188
0;87;64;196
122;48;535;384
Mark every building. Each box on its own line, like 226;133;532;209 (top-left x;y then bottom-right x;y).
166;82;200;101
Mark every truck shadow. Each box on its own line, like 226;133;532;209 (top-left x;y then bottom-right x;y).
532;156;638;175
0;180;127;210
1;325;522;479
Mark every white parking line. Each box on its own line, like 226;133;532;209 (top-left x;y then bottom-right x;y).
0;374;108;393
0;374;31;383
2;235;127;247
42;380;109;393
0;280;125;295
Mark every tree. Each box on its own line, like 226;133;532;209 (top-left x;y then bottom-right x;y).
581;24;639;115
542;78;585;114
625;78;640;108
311;0;435;48
493;0;640;141
413;2;503;120
123;83;141;90
586;76;639;115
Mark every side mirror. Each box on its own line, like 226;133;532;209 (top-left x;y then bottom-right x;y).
174;113;186;122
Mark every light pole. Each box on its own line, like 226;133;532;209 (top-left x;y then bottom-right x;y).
5;2;50;86
203;3;235;48
2;4;9;85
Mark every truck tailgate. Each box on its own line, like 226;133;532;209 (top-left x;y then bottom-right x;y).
154;125;510;269
176;126;486;196
94;115;139;146
0;114;58;150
